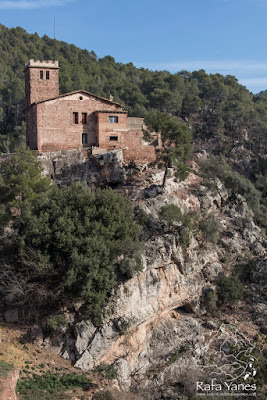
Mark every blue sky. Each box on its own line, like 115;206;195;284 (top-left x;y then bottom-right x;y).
1;0;267;93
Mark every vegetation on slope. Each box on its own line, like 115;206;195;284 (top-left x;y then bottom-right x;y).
200;155;267;231
0;149;142;324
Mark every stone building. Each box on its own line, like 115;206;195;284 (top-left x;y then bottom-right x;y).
24;60;156;164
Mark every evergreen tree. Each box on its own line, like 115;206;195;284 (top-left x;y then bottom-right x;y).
0;147;50;227
144;111;193;187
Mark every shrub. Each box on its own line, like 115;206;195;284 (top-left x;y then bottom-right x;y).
134;205;149;226
46;315;68;333
217;276;243;305
0;360;13;377
202;288;218;313
117;239;143;279
200;155;267;233
224;171;261;210
199;214;222;244
93;363;117;381
9;183;142;324
159;204;194;249
16;372;93;397
235;256;256;282
92;391;116;400
0;147;50;228
15;388;73;400
159;204;183;230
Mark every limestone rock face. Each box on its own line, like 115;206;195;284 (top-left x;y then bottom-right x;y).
38;171;266;397
114;358;132;391
73;321;96;357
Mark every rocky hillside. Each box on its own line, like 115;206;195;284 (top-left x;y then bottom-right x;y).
3;156;264;400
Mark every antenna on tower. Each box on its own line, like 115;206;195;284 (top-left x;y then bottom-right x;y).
54;16;56;39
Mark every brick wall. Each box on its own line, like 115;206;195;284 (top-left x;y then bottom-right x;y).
96;112;128;149
36;94;123;152
23;60;157;165
26;105;38;149
122;130;156;165
24;65;59;108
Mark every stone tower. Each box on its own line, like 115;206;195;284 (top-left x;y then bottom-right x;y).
24;59;60;108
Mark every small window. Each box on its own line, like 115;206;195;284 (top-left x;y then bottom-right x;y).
46;71;50;80
82;113;87;124
73;112;79;124
40;71;43;79
109;116;118;123
82;134;88;144
109;136;118;141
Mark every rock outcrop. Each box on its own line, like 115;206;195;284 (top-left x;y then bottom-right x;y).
34;169;266;398
39;148;126;187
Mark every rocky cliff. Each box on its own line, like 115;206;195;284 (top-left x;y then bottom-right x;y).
28;163;266;399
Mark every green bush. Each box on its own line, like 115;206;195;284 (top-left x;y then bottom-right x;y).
46;315;68;333
203;288;218;313
134;205;149;226
200;156;267;232
159;204;183;230
0;360;13;377
224;171;261;210
0;147;50;228
15;388;73;400
16;372;93;398
92;391;116;400
159;204;193;249
235;256;256;282
217;276;243;305
199;214;222;244
93;363;117;381
8;182;142;324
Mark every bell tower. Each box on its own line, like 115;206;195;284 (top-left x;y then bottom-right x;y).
24;59;60;108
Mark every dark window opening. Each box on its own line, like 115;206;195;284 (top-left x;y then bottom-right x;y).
73;112;79;124
79;96;83;100
82;113;87;124
82;134;88;144
109;116;118;123
109;136;118;141
46;71;50;80
40;71;43;79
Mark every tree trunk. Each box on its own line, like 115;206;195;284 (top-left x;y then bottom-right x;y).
162;163;168;188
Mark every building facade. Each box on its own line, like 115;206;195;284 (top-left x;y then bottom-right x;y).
24;60;156;164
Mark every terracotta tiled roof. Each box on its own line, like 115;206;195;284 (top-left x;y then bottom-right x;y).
31;89;124;108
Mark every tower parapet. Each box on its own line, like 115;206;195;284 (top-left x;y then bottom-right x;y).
24;59;60;108
24;59;59;69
